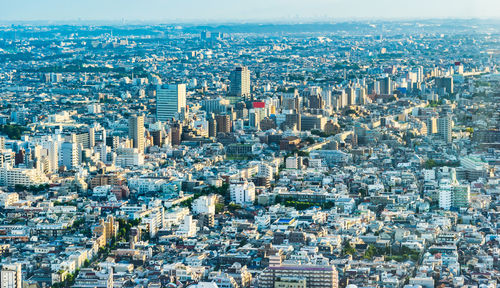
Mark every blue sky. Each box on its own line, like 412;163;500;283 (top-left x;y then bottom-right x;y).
1;0;499;22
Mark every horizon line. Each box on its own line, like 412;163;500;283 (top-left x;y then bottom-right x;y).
1;17;500;26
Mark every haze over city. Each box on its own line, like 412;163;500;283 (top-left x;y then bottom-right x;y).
1;0;500;22
0;1;499;288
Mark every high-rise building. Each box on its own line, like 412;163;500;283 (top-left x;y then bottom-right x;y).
439;184;452;210
70;128;95;149
1;263;22;288
156;84;187;122
283;113;301;131
208;115;217;138
215;115;232;134
345;87;355;106
426;117;438;135
128;115;145;152
170;121;182;146
229;66;251;98
380;77;392;95
259;265;338;288
42;138;59;172
356;87;367;105
151;130;163;147
438;114;453;143
435;76;453;94
59;141;80;170
439;183;470;210
452;185;470;208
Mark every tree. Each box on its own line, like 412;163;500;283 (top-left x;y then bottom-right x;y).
304;137;315;144
239;238;248;247
363;245;376;259
0;124;27;140
342;242;356;256
424;159;437;169
215;203;224;214
14;184;25;192
228;203;241;212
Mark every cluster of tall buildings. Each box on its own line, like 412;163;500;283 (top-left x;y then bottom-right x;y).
0;20;498;288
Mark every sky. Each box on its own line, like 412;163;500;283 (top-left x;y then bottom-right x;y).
1;0;499;23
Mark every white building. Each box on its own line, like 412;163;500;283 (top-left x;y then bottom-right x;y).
115;148;144;167
0;167;49;187
230;180;255;206
128;177;166;193
423;169;436;181
176;215;198;237
192;195;216;215
42;138;59;172
1;263;22;288
439;183;452;210
87;103;102;114
286;157;298;169
258;162;274;179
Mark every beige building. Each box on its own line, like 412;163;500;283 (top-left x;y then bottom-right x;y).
275;277;307;288
259;265;338;288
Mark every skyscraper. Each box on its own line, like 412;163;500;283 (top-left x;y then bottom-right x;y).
435;76;454;94
170;121;182;146
42;137;58;172
59;142;80;170
438;114;453;143
229;66;250;98
156;84;186;122
380;77;392;95
426;117;437;135
215;115;232;134
128;115;145;153
345;87;355;106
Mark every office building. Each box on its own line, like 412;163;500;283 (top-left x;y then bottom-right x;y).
435;76;453;94
380;77;392;95
229;66;251;98
59;141;80;170
156;84;187;122
215;115;232;134
438;114;453;143
128;115;145;153
170;121;182;146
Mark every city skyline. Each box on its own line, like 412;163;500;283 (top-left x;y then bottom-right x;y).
0;1;499;287
1;0;500;22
